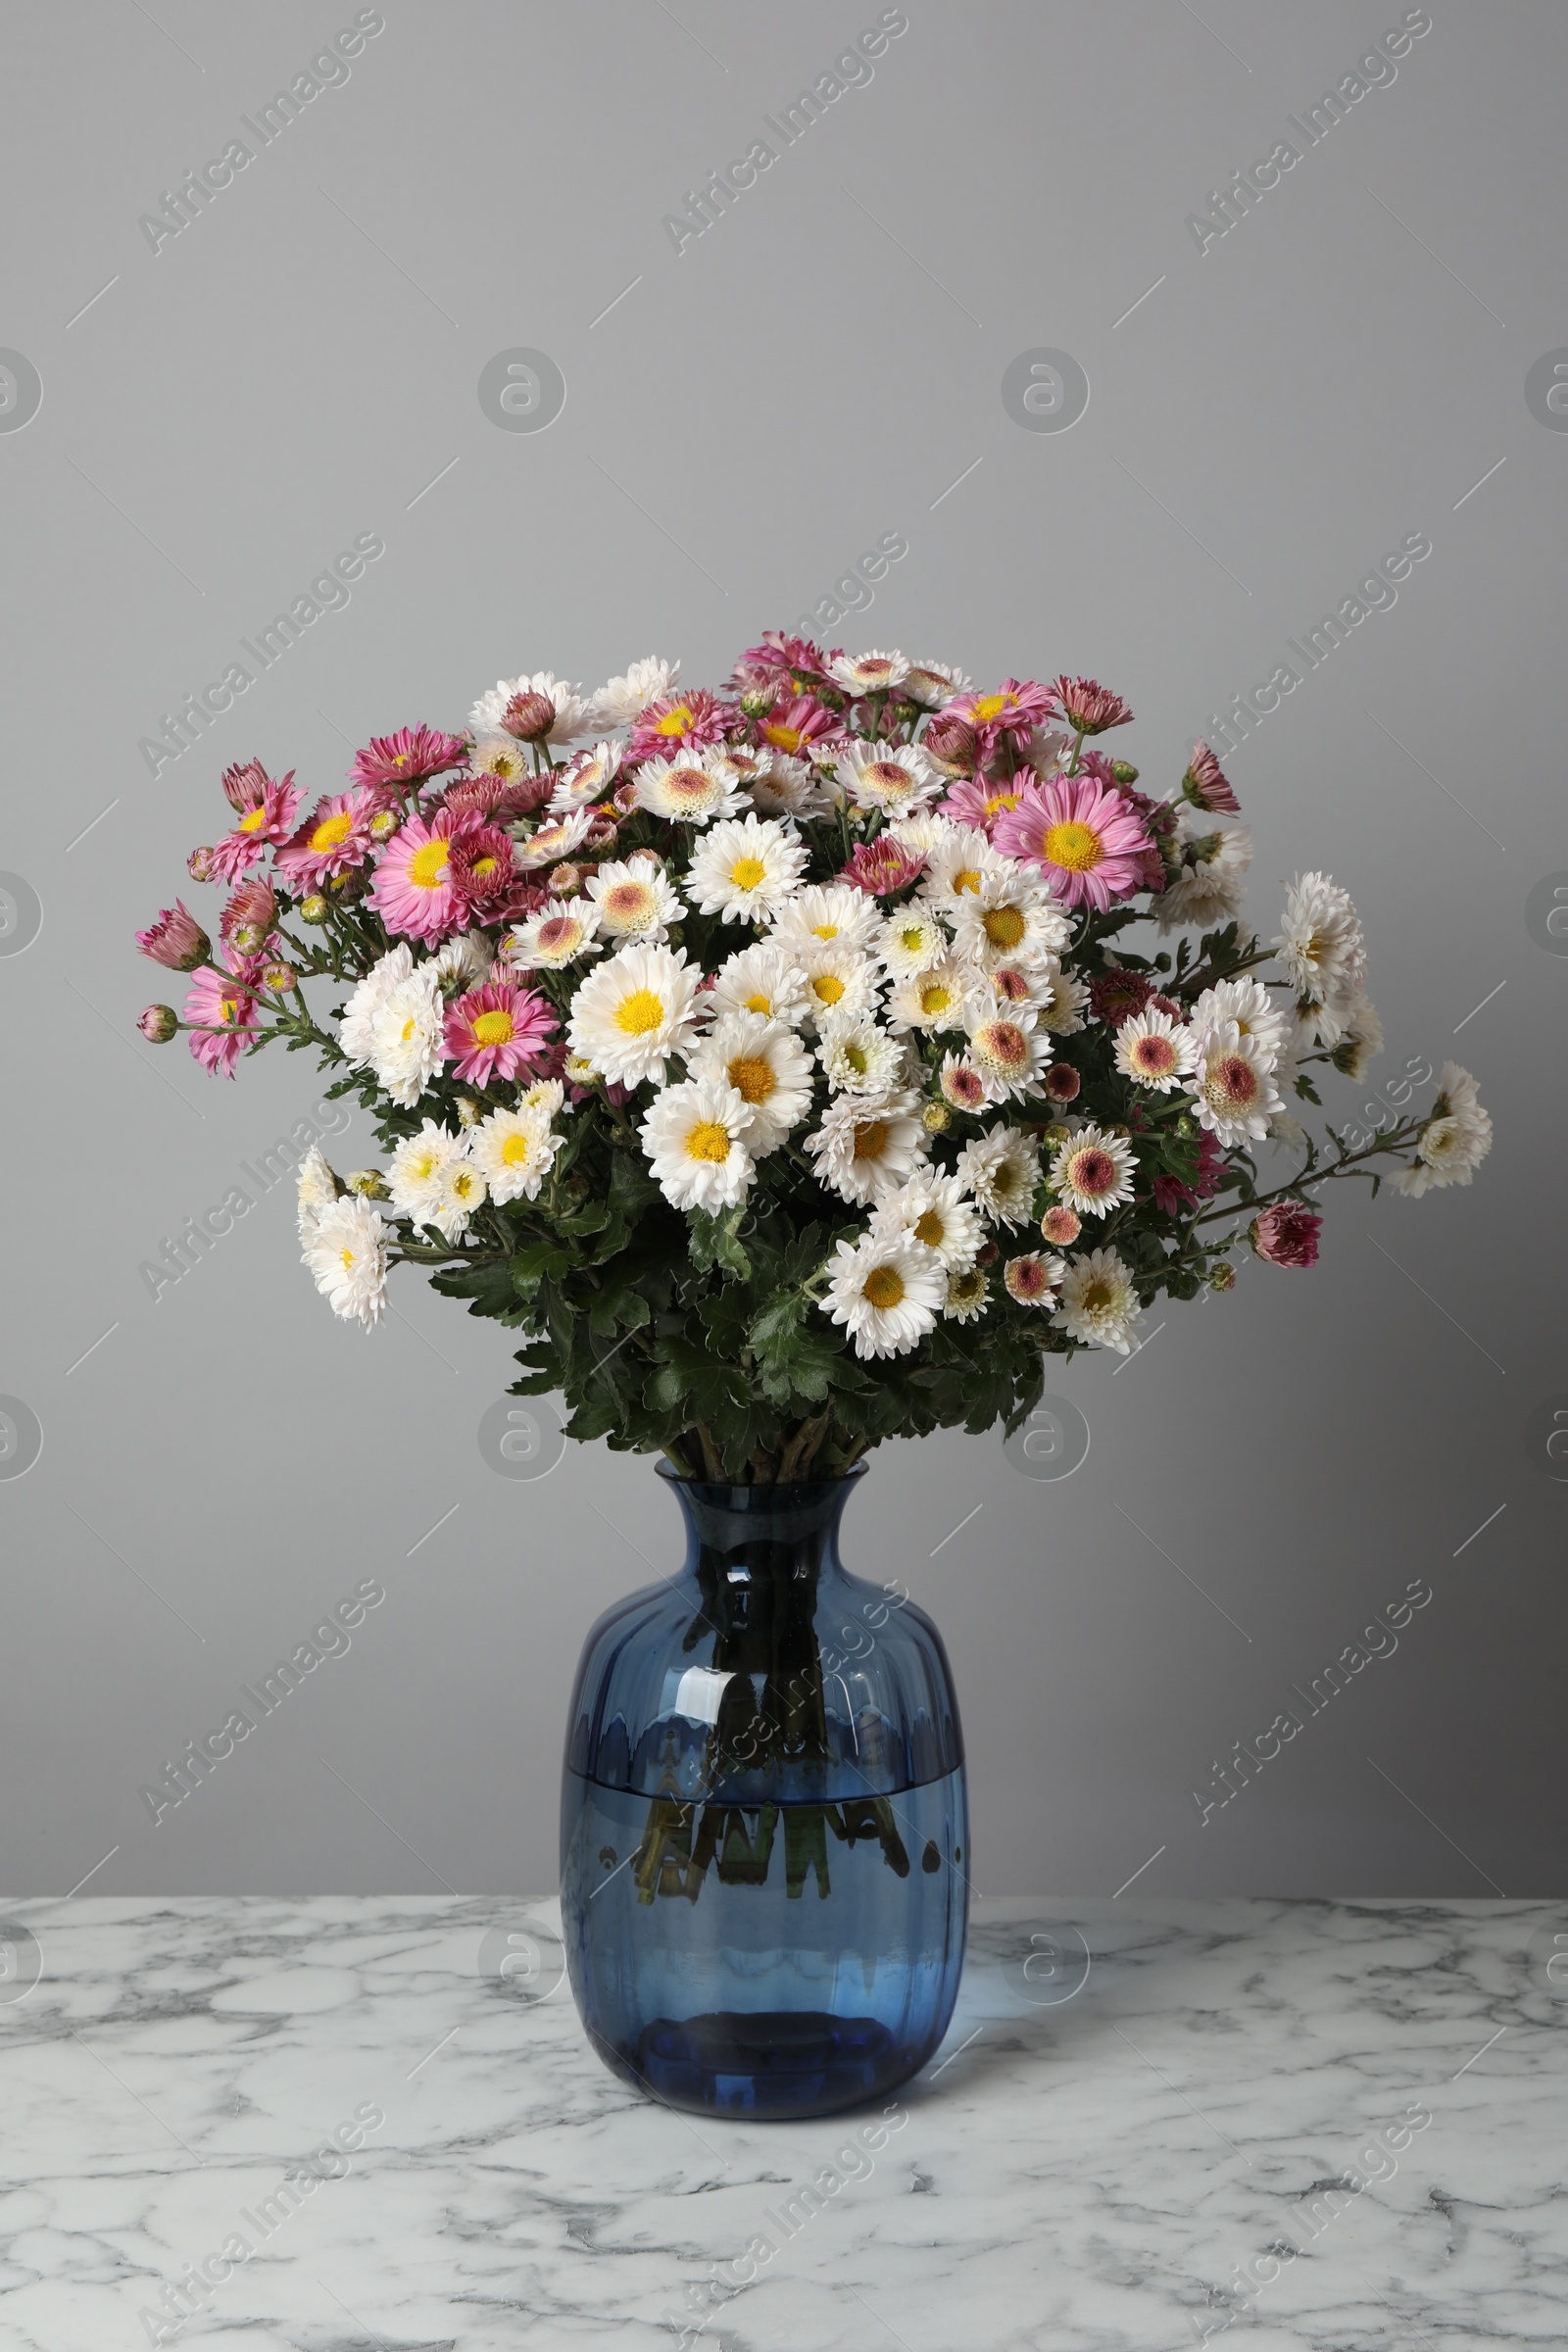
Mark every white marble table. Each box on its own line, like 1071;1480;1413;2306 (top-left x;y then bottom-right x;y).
0;1895;1562;2350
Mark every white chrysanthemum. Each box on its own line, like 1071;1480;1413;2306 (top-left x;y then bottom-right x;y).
640;1077;756;1211
428;931;494;995
903;660;972;709
877;905;949;980
1052;1248;1142;1354
962;958;1052;1022
1274;869;1366;1011
917;824;1006;916
1194;1021;1284;1145
942;1264;990;1321
388;1120;459;1226
886;809;956;860
505;897;603;971
304;1196;388;1329
1334;993;1384;1083
634;749;745;825
827;649;910;697
517;1077;565;1119
368;964;444;1108
1396;1062;1493;1196
566;941;704;1087
685;814;809;922
803;1089;928;1206
1114;1008;1198;1094
471;1104;561;1205
886;959;969;1035
514;807;594;869
951;870;1071;970
586;854;685;943
771;880;883;956
1189;975;1286;1066
816;1013;905;1097
296;1145;341;1243
821;1228;946;1360
870;1169;982;1272
470;734;531;786
429;1151;487;1243
549;739;621;812
1155;818;1252;933
339;943;415;1066
706;941;811;1029
1032;958;1090;1036
965;1007;1046;1103
834;738;942;816
1051;1123;1137;1217
956;1124;1042;1228
797;941;882;1031
686;1012;815;1156
589;657;680;728
469;671;591;744
748;751;835;819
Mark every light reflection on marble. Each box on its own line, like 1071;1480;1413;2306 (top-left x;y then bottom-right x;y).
0;1895;1562;2349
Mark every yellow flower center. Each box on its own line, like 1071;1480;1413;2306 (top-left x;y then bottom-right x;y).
238;807;268;834
411;1148;439;1180
863;1266;905;1308
655;704;695;736
685;1120;732;1162
501;1132;534;1166
339;1246;356;1270
310;811;355;853
613;988;665;1035
982;905;1026;949
400;1016;416;1043
469;854;499;880
812;974;846;1004
761;721;804;754
954;866;981;895
971;693;1008;723
1042;820;1102;873
867;761;909;795
842;1043;868;1074
1083;1280;1113;1314
919;982;952;1015
898;925;925;952
471;1009;514;1047
730;857;767;890
409;839;450;890
744;991;772;1014
450;1170;478;1200
914;1210;945;1248
810;922;839;939
727;1054;775;1104
852;1120;889;1161
219;996;241;1025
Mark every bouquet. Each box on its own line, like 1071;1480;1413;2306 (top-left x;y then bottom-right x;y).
134;638;1492;1483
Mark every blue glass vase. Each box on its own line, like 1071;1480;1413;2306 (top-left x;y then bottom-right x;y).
560;1463;968;2120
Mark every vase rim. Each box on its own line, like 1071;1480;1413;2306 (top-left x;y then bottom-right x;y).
654;1458;869;1507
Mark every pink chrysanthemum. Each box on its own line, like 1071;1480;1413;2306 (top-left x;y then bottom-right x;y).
349;725;466;789
181;958;259;1078
756;694;843;761
1089;970;1155;1029
921;713;980;777
274;790;379;891
729;631;835;693
949;679;1056;742
942;773;1030;833
1250;1202;1322;1268
1052;675;1133;734
442;768;551;822
1184;740;1240;814
135;899;210;972
219;877;277;957
449;822;516;915
368;809;475;944
626;689;734;763
841;837;927;897
207;765;301;882
994;774;1153;911
1004;1251;1060;1305
442;981;558;1087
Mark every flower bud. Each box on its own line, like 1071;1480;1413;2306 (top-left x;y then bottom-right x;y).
368;807;399;841
922;713;979;778
1207;1261;1237;1293
921;1100;952;1134
299;894;329;925
329;868;367;904
345;1168;389;1199
739;687;776;719
1043;1121;1071;1147
1040;1204;1080;1247
262;960;297;994
1044;1062;1081;1104
186;847;216;883
138;1004;177;1043
551;861;585;895
456;1096;482;1127
502;689;556;742
1174;1115;1196;1139
583;816;619;852
1109;760;1140;785
612;780;639;815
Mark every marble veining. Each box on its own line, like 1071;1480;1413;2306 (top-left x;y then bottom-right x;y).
0;1895;1562;2348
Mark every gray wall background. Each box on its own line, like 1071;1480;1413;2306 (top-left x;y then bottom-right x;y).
2;0;1562;1899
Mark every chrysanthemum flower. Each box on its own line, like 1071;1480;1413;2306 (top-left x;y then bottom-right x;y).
816;1013;905;1097
514;807;595;870
772;880;881;955
207;763;302;882
796;941;882;1031
1115;1008;1198;1094
442;980;557;1087
870;1170;982;1272
966;1010;1045;1103
804;1089;928;1205
273;790;377;893
1330;994;1384;1083
1033;960;1091;1036
470;733;533;788
728;631;833;693
470;1103;562;1204
956;1124;1042;1227
686;815;809;923
941;773;1031;832
626;687;732;762
368;963;445;1107
590;657;681;729
296;1144;342;1242
1396;1062;1493;1196
840;836;928;897
1156;818;1252;934
567;941;704;1087
757;694;841;761
705;942;811;1030
880;961;964;1040
1188;976;1286;1067
686;1012;814;1155
136;899;211;972
549;740;622;812
820;1228;946;1359
304;1196;389;1328
835;738;942;817
350;725;466;788
368;810;476;944
506;897;603;971
387;1120;456;1226
1052;1247;1142;1353
827;650;910;697
218;877;278;959
942;1264;990;1321
634;750;744;825
429;1152;488;1242
1193;1022;1283;1146
1250;1202;1322;1267
1183;739;1240;814
585;854;685;943
922;713;981;778
180;959;259;1076
1051;675;1133;735
1050;1123;1137;1217
1004;1251;1065;1306
878;906;949;980
640;1077;756;1211
1043;1063;1081;1107
950;679;1057;741
916;824;1003;913
1274;871;1367;1013
1040;1203;1081;1247
950;870;1071;968
938;1052;988;1110
994;774;1153;911
903;661;972;710
469;674;590;745
748;750;834;820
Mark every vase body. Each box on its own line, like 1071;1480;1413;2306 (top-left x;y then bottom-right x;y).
560;1464;968;2120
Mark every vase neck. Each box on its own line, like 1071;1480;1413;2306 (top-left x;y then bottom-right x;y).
660;1468;863;1601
